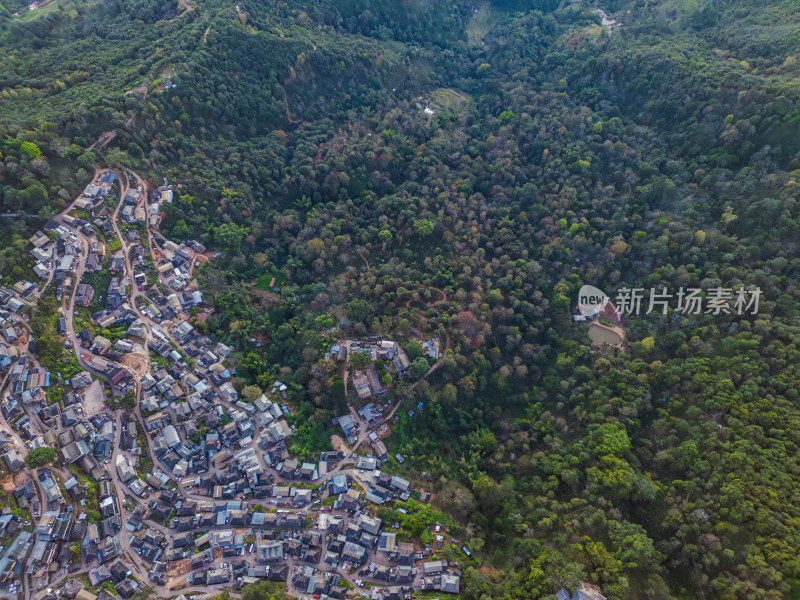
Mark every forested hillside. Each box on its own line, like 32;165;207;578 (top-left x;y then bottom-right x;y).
2;0;800;598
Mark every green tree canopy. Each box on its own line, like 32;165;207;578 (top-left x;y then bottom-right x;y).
25;447;57;468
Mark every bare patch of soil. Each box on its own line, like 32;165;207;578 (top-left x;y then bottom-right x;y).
330;434;350;453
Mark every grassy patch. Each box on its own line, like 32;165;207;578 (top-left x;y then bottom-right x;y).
429;88;471;114
18;0;67;22
82;270;112;312
73;306;96;336
96;321;129;343
136;426;153;477
466;3;499;46
254;272;284;290
68;463;100;514
375;499;450;543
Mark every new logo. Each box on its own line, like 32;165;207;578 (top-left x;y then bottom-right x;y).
577;284;609;317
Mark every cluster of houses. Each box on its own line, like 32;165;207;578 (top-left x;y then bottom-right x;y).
29;174;113;285
0;171;478;600
73;173;116;212
30;175;114;292
2;382;125;496
0;280;33;316
330;339;410;400
2;392;117;483
29;581;131;600
29;229;57;281
333;402;395;462
0;287;26;381
87;368;463;599
0;174;222;596
68;284;210;403
0;523;32;595
47;224;83;301
328;333;441;404
139;287;204;325
128;468;461;598
120;187;145;225
32;176;191;312
0;354;55;468
87;285;201;338
15;454;469;600
146;184;176;229
140;385;295;494
153;239;206;292
4;419;141;598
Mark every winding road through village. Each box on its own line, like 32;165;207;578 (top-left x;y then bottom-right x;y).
6;164;456;600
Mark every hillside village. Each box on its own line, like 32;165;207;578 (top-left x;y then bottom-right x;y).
0;170;490;600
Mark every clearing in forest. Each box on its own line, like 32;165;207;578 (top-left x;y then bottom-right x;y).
254;272;285;291
565;24;604;47
428;88;471;113
466;3;500;46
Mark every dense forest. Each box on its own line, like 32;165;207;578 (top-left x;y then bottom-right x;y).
2;0;800;598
